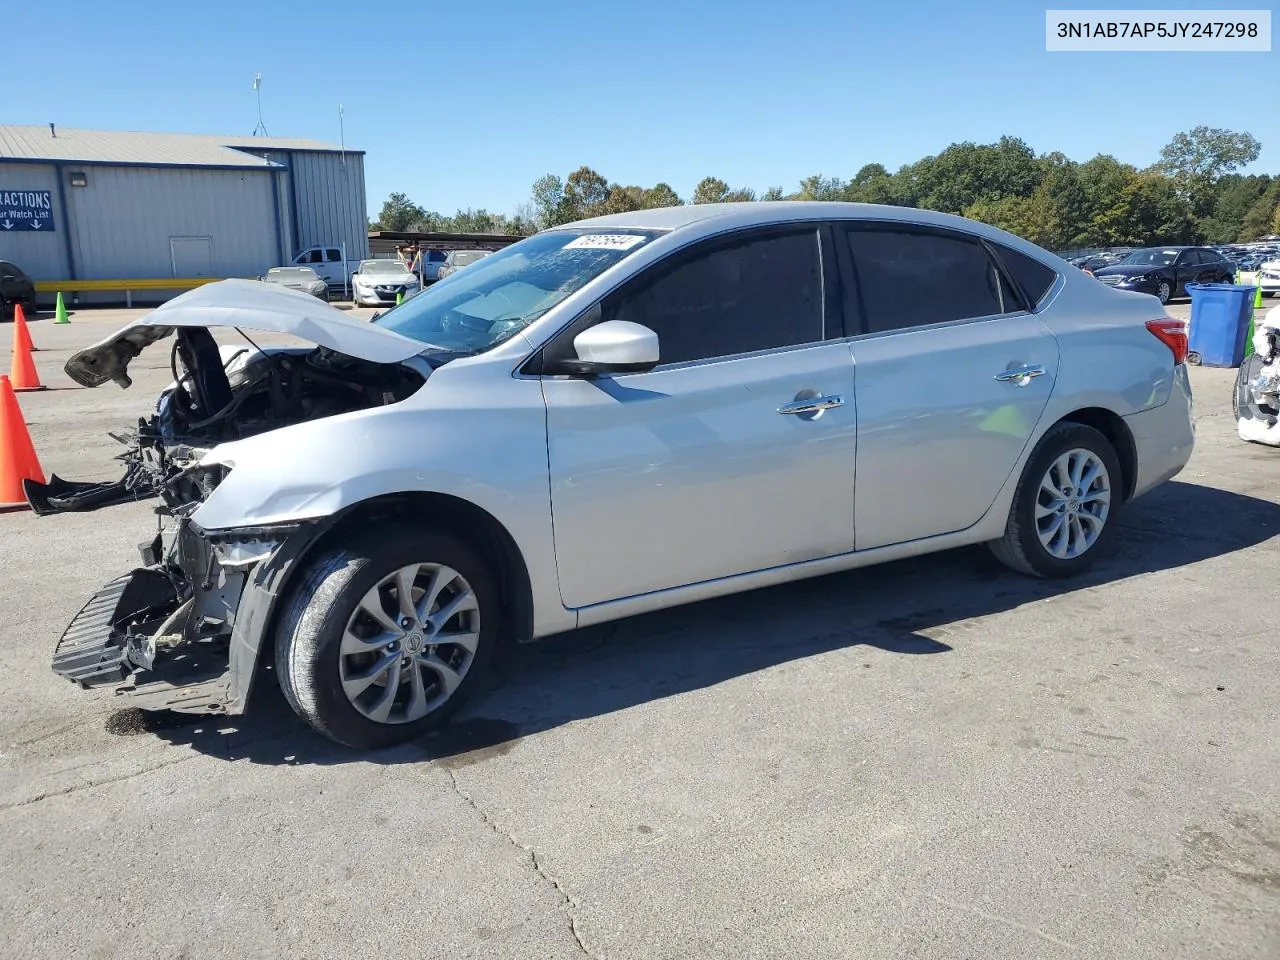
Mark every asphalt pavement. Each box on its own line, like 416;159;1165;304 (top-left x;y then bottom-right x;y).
0;302;1277;959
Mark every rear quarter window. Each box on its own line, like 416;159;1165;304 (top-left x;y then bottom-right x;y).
992;244;1057;307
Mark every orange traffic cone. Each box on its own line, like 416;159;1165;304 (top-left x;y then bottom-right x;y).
0;374;45;508
10;315;45;392
12;303;38;352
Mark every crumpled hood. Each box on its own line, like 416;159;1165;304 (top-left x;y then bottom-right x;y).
65;278;427;388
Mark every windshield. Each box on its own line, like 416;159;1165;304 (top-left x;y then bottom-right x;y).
1122;249;1179;266
449;250;488;266
373;229;659;353
362;260;413;275
266;267;317;280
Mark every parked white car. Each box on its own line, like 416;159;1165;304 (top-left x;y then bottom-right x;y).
38;202;1194;748
351;259;418;306
436;249;491;281
1258;259;1280;297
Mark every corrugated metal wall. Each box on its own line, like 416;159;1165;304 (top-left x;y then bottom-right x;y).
65;166;279;279
290;151;368;260
0;162;69;281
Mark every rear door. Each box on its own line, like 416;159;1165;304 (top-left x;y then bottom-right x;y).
836;223;1059;551
541;225;858;608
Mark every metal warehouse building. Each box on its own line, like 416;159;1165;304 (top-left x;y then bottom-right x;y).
0;125;367;303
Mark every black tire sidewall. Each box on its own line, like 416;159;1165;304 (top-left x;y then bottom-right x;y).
278;528;500;749
1010;424;1123;578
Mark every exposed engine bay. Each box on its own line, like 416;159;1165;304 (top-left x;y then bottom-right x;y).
27;327;425;515
34;311;427;714
1235;306;1280;446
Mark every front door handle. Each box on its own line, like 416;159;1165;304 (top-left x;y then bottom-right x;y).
993;365;1046;386
778;395;844;416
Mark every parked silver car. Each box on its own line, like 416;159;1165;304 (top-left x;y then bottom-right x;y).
259;266;328;300
42;202;1194;748
435;249;491;281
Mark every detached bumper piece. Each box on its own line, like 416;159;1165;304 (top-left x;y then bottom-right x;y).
52;567;233;713
25;471;156;516
52;575;133;687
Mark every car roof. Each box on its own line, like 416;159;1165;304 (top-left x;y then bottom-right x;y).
553;201;1072;268
557;201;1036;236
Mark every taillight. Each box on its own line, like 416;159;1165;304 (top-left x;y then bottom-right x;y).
1146;318;1189;365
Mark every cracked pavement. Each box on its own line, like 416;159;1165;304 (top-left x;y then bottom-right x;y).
2;305;1279;959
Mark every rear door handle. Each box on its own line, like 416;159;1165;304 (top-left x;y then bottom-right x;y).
778;395;844;415
993;365;1047;385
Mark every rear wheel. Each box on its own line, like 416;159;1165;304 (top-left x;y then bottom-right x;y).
989;422;1122;578
275;527;499;749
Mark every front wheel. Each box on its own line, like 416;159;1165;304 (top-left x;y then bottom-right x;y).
275;527;500;749
1156;280;1172;304
989;422;1122;578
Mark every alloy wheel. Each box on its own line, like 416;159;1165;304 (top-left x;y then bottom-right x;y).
338;563;481;724
1035;448;1112;560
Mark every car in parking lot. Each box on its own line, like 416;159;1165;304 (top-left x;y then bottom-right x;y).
1091;246;1236;303
35;202;1195;748
0;259;37;320
435;249;491;281
351;259;418;306
260;266;329;300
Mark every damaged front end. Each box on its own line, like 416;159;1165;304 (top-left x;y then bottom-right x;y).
39;280;430;714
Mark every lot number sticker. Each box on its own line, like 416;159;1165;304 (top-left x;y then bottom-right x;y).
563;234;645;251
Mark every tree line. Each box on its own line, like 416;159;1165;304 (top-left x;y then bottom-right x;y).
370;126;1279;252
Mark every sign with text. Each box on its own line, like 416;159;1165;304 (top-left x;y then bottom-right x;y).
0;190;55;232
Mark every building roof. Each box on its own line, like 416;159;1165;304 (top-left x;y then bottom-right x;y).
0;125;360;168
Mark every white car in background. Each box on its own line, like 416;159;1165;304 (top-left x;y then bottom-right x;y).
436;249;491;281
351;259;418;306
1258;258;1280;298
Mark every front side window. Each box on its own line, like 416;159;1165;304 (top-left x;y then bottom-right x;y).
605;229;823;366
373;229;659;355
843;227;1014;333
326;249;342;262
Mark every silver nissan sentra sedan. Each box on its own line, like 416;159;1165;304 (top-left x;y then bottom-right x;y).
45;202;1194;747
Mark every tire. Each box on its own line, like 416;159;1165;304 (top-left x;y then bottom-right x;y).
275;526;500;749
1156;280;1172;304
988;422;1123;579
1234;353;1276;433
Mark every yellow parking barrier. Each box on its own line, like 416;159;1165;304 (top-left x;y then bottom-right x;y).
33;277;231;308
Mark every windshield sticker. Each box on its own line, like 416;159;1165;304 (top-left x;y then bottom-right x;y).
563;234;646;251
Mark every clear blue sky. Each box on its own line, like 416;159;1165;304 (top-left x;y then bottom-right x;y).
8;0;1278;216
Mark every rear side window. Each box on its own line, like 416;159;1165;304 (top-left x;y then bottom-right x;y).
608;229;824;365
842;227;1011;333
992;243;1057;306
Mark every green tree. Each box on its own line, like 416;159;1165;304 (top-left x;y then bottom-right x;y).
602;184;646;215
896;136;1040;214
692;176;731;204
373;192;426;232
641;183;682;208
1239;179;1280;240
561;166;611;220
796;175;845;201
760;185;785;201
724;187;757;202
531;174;568;228
845;163;896;204
1199;174;1272;243
1156;126;1262;217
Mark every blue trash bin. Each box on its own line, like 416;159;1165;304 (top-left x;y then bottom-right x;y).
1187;283;1254;367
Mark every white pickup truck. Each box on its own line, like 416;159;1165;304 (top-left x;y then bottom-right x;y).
290;246;365;289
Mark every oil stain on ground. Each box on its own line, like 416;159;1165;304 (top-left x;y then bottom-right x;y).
417;717;523;769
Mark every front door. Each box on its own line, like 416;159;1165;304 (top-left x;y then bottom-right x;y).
541;226;858;609
836;223;1059;550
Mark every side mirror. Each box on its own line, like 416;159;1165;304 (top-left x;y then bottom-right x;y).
562;320;659;377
